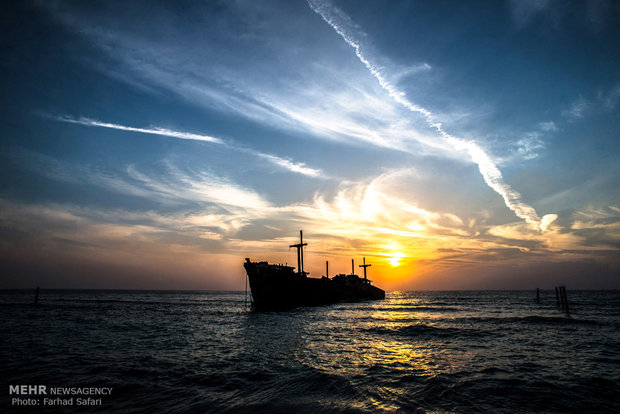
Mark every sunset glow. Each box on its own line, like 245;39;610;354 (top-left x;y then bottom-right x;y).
1;1;619;290
388;253;405;267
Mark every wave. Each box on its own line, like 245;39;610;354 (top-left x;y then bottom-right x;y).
363;323;482;339
379;306;460;312
457;315;602;326
0;298;239;308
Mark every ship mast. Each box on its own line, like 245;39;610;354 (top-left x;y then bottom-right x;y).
289;230;307;276
359;257;371;280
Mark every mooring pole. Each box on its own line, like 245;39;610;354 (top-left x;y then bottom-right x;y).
326;260;329;278
34;286;40;305
351;259;355;276
561;286;570;316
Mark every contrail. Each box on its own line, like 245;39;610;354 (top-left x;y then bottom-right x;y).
53;115;323;178
308;0;557;230
56;116;224;144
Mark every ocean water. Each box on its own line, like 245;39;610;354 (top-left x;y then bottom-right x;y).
2;289;619;413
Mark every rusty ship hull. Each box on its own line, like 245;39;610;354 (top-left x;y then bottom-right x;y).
244;260;385;311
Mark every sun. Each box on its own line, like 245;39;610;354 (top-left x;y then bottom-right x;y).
387;251;405;267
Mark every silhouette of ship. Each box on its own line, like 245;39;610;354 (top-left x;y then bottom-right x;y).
244;231;385;311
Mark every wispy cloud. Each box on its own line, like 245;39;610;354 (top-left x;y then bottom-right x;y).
514;132;545;160
56;115;224;144
538;121;559;132
41;3;462;159
505;121;557;161
508;0;614;32
0;155;611;289
598;83;620;110
561;84;620;121
509;0;554;28
52;115;324;178
393;63;432;83
254;152;322;178
571;205;620;247
128;163;273;211
307;0;556;231
562;97;589;120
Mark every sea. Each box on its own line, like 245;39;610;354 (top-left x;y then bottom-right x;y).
2;289;619;413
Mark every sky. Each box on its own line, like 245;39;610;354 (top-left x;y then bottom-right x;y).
1;0;619;290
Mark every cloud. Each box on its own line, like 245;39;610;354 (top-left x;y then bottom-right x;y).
561;85;620;121
43;1;562;232
279;169;477;246
538;121;559;132
509;0;617;33
254;152;322;178
1;154;614;289
41;2;461;160
508;119;558;162
52;115;324;178
571;206;620;248
11;146;275;217
560;84;620;122
556;83;620;125
56;116;224;144
25;162;472;248
101;162;274;214
393;63;432;83
509;0;553;28
539;213;558;231
307;0;554;229
512;121;558;161
514;132;545;160
562;97;590;120
598;83;620;110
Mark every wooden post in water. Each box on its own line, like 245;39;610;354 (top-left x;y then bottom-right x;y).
34;286;40;305
351;259;355;276
560;286;570;316
555;287;560;307
536;288;540;304
326;260;329;279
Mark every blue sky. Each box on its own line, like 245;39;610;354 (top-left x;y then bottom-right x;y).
1;0;619;290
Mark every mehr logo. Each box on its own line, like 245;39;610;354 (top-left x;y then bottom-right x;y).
9;385;47;395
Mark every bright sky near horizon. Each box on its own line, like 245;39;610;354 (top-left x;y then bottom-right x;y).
1;0;619;290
